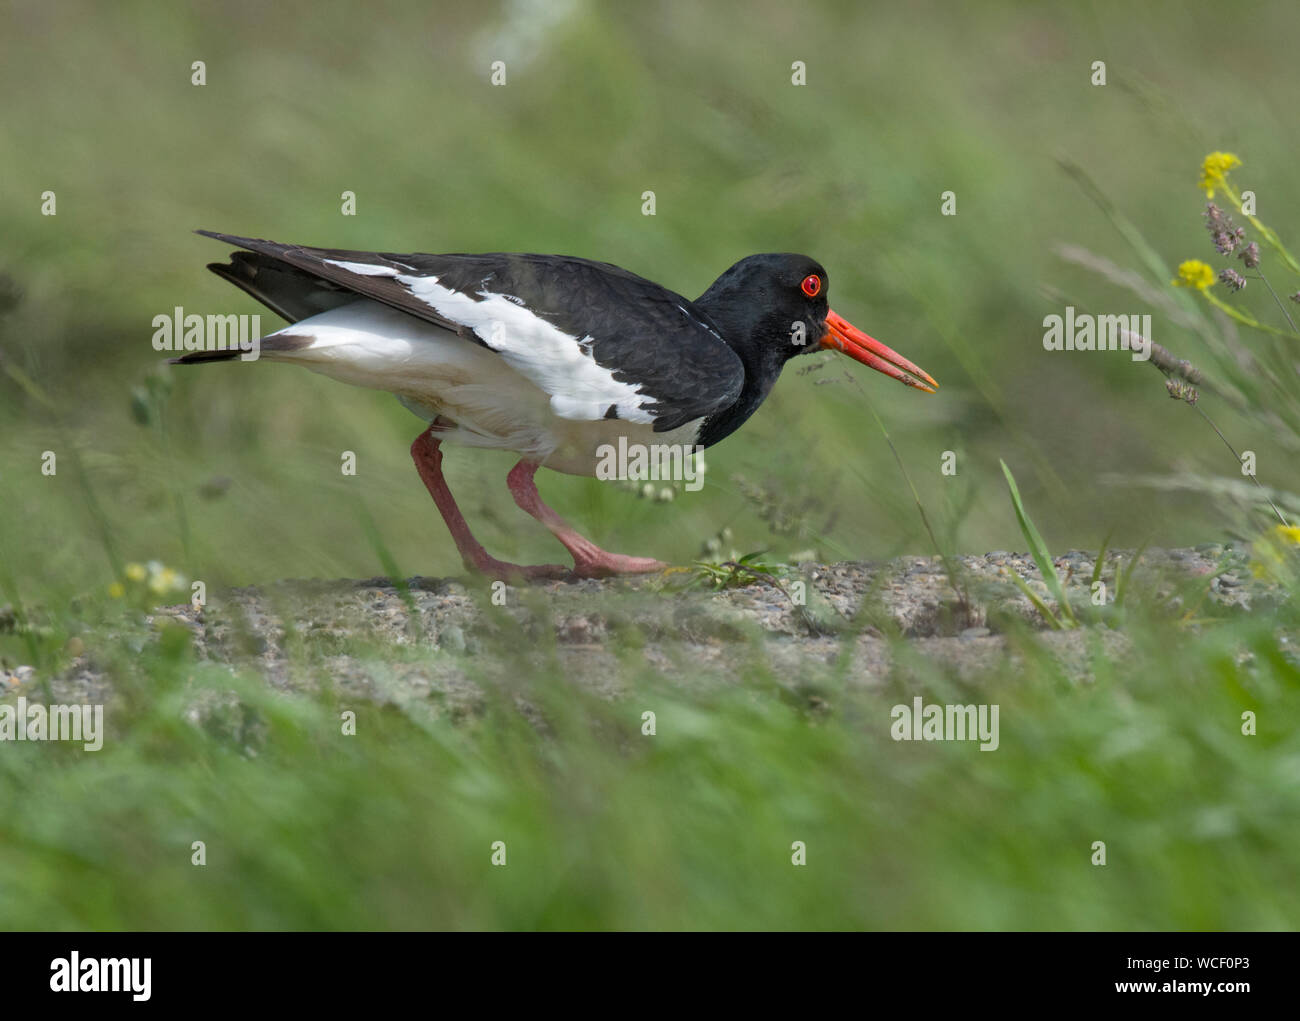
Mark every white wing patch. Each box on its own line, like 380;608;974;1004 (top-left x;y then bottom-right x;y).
324;259;402;277
321;259;653;424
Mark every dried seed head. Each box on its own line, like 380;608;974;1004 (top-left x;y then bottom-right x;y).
1239;241;1261;268
1147;340;1204;384
1204;202;1248;255
1165;378;1199;404
1218;268;1247;291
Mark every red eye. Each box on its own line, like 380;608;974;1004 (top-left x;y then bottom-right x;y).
801;274;821;297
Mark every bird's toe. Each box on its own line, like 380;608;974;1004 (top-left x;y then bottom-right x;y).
572;554;669;578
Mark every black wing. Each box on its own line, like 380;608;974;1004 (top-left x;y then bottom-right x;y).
198;230;744;431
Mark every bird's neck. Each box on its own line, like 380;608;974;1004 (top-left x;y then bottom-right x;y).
693;293;792;449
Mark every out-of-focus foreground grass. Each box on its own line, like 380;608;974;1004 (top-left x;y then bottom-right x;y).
1;600;1297;931
1;1;1298;930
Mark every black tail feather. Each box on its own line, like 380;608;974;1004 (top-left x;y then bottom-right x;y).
198;230;359;324
169;350;242;365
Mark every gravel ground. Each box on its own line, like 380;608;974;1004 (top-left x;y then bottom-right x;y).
4;544;1279;720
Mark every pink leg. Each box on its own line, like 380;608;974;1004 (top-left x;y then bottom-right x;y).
506;459;668;577
410;426;568;581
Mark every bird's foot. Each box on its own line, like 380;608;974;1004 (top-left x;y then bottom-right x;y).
570;553;669;578
466;551;665;581
502;459;669;579
464;553;571;582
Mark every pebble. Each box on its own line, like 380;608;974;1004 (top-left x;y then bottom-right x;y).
438;624;467;653
960;627;992;639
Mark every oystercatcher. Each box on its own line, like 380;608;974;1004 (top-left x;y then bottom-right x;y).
179;231;937;578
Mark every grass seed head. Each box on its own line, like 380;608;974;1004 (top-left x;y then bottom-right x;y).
1204;202;1246;254
1218;268;1247;292
1165;378;1199;405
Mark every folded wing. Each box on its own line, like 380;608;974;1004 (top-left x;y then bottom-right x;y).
199;231;744;431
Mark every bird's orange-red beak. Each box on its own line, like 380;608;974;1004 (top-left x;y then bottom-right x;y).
819;310;938;393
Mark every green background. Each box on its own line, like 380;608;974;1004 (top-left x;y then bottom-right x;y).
1;1;1297;931
4;0;1296;585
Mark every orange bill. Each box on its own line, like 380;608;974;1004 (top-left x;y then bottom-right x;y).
819;310;938;393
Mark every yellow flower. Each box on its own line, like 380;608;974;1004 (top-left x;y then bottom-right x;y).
108;582;126;599
1199;151;1241;197
148;567;181;594
124;562;147;582
1173;259;1215;290
1250;524;1300;579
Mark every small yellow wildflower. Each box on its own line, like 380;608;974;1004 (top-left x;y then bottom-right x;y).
108;581;126;599
1199;151;1241;198
148;567;181;594
124;562;147;582
1249;524;1300;579
1173;259;1215;290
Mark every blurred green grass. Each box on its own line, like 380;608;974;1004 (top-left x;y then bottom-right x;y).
1;604;1296;931
2;0;1300;930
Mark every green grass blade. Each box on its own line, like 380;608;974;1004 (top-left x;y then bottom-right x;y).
1003;567;1065;630
1000;460;1076;626
1114;543;1148;611
1090;532;1112;590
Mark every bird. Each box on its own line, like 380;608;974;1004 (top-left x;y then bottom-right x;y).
178;231;937;579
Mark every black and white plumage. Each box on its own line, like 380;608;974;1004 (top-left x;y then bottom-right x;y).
180;231;936;577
